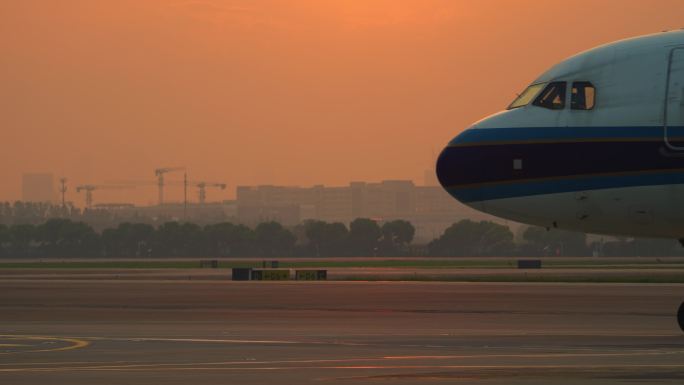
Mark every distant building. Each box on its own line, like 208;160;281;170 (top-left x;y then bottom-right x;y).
236;180;512;242
22;173;55;203
423;169;439;186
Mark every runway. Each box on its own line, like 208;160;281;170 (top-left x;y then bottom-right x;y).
1;280;683;384
1;267;683;283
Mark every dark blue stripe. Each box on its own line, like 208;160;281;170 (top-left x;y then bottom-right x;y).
449;126;684;146
447;171;684;202
436;126;684;203
437;140;684;188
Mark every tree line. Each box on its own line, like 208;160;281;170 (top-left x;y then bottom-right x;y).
0;217;681;258
429;220;684;257
0;218;415;258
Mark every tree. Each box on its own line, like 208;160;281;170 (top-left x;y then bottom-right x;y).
152;222;203;257
599;237;683;257
522;226;589;256
0;224;9;257
8;224;36;257
379;220;415;256
304;220;348;257
204;222;255;257
429;219;514;257
102;222;155;257
35;219;100;257
254;222;296;257
348;218;381;256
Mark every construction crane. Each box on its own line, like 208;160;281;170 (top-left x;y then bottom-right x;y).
59;177;68;207
75;185;133;209
154;167;185;206
196;182;226;204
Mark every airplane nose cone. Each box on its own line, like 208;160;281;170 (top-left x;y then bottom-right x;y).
435;147;454;189
436;131;483;205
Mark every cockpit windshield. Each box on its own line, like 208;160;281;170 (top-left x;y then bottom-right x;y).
508;83;546;109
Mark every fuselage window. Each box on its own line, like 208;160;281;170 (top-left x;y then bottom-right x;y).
571;81;595;110
533;82;566;110
508;83;546;109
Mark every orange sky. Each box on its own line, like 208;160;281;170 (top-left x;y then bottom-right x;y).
2;1;683;206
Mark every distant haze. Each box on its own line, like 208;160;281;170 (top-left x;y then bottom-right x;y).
2;1;683;205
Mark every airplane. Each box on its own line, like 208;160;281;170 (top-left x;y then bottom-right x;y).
435;30;684;332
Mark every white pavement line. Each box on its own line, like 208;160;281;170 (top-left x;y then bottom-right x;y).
3;363;684;373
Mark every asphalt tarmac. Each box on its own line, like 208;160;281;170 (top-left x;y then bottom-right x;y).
1;267;683;282
1;280;683;384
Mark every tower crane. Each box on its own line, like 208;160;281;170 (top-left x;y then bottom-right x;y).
154;167;185;206
59;177;68;207
196;182;226;204
75;185;133;208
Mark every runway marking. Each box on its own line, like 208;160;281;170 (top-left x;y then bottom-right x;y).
382;350;684;359
56;333;684;346
2;334;684;374
0;335;89;354
3;349;684;372
83;336;305;344
3;333;684;359
0;361;131;366
3;363;684;373
64;335;370;347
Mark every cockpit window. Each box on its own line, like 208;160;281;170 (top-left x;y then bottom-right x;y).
508;83;546;109
533;82;566;110
571;81;596;110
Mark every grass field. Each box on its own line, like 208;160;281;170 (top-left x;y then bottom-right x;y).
336;274;684;284
0;258;684;270
1;258;683;283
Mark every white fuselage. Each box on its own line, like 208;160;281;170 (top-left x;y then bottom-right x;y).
437;30;684;238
